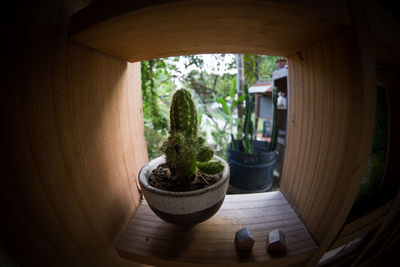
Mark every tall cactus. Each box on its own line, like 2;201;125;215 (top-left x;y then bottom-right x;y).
242;85;254;154
169;89;197;138
162;89;224;184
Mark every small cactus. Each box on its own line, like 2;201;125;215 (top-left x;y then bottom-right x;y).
197;146;214;162
161;89;224;185
197;161;224;175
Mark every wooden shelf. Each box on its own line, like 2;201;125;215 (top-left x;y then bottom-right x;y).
115;191;317;266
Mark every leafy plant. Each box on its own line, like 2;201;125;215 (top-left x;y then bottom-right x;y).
161;89;224;185
240;85;255;154
231;86;278;154
141;59;175;159
216;76;246;148
180;55;237;155
243;55;279;88
141;54;278;159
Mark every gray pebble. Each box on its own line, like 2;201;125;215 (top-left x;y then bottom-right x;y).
266;229;287;256
235;227;255;251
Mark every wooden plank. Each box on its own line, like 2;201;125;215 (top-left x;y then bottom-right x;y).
350;65;400;265
338;201;392;239
330;217;384;251
71;0;351;62
0;1;148;265
280;2;376;265
280;25;376;250
363;0;400;68
115;191;317;266
352;192;400;266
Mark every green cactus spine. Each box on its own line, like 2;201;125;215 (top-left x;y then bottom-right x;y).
197;161;225;175
242;85;254;154
170;89;198;138
162;89;224;185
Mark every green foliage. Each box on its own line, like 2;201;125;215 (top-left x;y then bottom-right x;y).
161;89;224;184
179;55;238;157
230;55;280;154
241;85;255;154
141;59;176;159
212;77;246;154
243;55;279;87
141;60;169;133
141;54;278;160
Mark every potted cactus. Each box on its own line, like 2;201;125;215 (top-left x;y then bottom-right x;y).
228;86;278;192
139;89;230;227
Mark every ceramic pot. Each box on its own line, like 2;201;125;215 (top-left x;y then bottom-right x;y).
139;155;230;227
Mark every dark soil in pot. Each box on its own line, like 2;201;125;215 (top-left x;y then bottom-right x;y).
148;163;222;192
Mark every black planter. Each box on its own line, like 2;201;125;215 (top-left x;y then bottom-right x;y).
228;140;276;192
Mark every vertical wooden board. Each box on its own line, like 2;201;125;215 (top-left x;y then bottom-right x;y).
127;62;149;183
281;29;375;244
0;0;146;266
376;68;400;198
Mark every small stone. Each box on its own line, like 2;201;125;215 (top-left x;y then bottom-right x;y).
266;229;287;256
235;227;255;251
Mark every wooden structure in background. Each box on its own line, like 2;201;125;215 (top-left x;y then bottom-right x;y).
1;0;399;266
251;81;273;141
272;68;289;176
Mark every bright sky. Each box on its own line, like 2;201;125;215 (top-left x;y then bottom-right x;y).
170;54;236;88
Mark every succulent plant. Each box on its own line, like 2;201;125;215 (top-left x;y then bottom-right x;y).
231;85;278;153
161;89;224;185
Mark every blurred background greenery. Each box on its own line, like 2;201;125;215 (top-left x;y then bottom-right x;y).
141;54;279;159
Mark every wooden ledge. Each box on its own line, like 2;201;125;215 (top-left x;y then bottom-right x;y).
115;191;317;266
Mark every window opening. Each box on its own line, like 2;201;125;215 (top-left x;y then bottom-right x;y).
141;54;288;194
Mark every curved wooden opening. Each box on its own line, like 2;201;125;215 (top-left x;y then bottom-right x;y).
71;0;351;61
70;1;376;265
2;1;381;266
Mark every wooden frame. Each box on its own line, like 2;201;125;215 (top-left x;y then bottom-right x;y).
2;0;397;266
69;1;376;266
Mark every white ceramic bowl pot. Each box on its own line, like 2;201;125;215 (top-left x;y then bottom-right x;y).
139;155;230;227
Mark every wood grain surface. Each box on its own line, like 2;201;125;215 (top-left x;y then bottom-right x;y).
71;0;351;61
0;0;147;266
281;28;376;247
2;0;396;266
339;201;392;240
115;191;317;266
